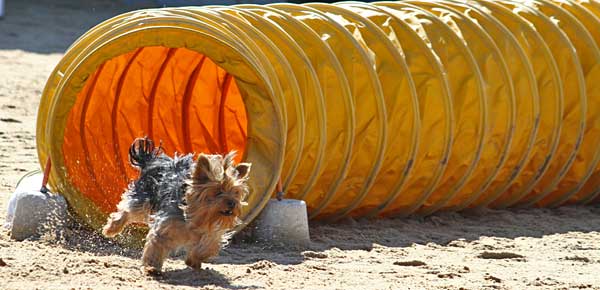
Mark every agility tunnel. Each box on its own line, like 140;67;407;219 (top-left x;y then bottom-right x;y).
36;0;600;234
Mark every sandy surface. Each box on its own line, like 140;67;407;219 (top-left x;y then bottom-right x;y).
1;1;600;289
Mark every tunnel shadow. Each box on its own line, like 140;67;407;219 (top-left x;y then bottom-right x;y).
208;204;600;266
306;204;600;251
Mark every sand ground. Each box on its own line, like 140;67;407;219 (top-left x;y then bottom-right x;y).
1;1;600;289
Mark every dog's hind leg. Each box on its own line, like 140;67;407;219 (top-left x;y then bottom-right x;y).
102;192;150;237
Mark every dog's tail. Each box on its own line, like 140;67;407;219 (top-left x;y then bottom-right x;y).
128;137;162;168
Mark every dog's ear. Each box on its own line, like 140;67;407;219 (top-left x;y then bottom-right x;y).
235;163;251;179
193;153;224;184
223;150;237;170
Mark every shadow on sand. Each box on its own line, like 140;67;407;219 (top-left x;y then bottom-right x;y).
56;204;600;263
155;267;262;289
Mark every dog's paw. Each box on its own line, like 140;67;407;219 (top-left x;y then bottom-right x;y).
141;266;162;276
185;259;202;271
101;224;119;238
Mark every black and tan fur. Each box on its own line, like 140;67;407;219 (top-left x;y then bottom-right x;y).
102;137;251;275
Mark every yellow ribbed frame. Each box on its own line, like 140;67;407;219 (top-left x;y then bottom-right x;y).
36;0;600;241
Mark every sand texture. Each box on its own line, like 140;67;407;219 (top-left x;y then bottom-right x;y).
1;1;600;289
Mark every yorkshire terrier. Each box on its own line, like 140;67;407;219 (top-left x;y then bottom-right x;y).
102;137;251;275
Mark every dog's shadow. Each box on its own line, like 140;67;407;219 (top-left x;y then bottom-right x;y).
157;267;260;289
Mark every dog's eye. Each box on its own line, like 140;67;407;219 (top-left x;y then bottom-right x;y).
215;191;224;197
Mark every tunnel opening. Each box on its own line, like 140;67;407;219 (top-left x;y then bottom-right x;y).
62;46;248;213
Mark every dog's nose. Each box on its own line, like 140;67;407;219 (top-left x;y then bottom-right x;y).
226;200;235;209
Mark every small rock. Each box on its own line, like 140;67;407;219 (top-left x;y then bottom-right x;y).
486;275;502;283
563;256;591;263
246;268;251;274
63;267;69;274
0;118;22;123
447;239;468;247
437;273;461;279
394;260;426;267
249;260;276;270
477;251;524;260
0;258;7;266
302;251;328;259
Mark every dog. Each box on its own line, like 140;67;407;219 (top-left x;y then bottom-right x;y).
102;137;251;275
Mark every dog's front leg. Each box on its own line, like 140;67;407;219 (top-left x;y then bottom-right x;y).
141;218;186;275
141;231;171;275
185;235;222;271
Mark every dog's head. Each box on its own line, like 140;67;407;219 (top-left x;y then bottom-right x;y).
185;151;251;231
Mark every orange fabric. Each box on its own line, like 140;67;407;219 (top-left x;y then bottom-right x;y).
63;46;248;213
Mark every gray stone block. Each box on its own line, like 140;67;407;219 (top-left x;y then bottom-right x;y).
10;190;68;241
253;199;310;247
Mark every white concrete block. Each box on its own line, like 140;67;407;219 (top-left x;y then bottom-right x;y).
253;199;310;247
5;172;44;229
6;173;68;240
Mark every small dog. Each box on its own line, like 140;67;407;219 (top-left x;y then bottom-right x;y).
102;137;251;275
